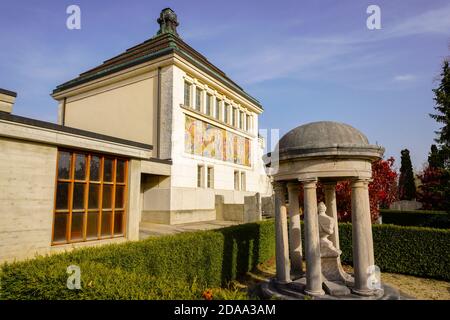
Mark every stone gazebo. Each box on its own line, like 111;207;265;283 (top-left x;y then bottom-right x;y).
262;121;399;299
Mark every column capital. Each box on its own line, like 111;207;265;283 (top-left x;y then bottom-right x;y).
322;181;337;189
299;178;318;189
351;177;371;188
273;181;287;193
286;181;300;192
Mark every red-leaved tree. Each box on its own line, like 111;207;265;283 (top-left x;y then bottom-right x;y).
298;157;398;223
416;166;449;210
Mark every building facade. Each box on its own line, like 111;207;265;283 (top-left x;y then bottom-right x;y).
0;9;271;262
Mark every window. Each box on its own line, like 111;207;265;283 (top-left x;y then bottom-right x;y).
205;93;212;116
224;103;229;124
231;107;237;127
207;166;214;189
215;98;221;120
239;111;244;129
52;150;128;244
240;172;246;191
234;170;240;190
246;114;251;132
184;81;191;107
195;88;202;111
197;165;205;188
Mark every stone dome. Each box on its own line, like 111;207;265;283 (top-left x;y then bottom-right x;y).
276;121;384;161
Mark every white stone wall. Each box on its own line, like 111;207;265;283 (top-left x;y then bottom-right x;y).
0;138;56;262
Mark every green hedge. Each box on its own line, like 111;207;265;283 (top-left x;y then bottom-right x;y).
2;218;449;299
338;223;450;281
380;209;450;229
0;220;275;300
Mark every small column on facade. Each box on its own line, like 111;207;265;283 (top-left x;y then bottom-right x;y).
302;179;324;296
273;181;291;284
287;182;303;276
351;178;375;296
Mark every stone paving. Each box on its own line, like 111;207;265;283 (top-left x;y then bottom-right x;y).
139;220;239;239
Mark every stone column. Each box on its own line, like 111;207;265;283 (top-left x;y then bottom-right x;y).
287;182;303;276
302;179;324;296
351;178;375;296
273;181;291;284
323;182;340;250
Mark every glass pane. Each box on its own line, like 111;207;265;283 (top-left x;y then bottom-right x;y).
90;156;101;181
71;212;84;241
74;154;86;180
116;160;126;183
88;184;100;209
115;186;125;208
53;213;68;242
114;211;124;235
103;158;113;182
87;211;99;239
102;185;113;209
72;183;85;210
58;151;71;179
101;211;112;237
55;182;69;210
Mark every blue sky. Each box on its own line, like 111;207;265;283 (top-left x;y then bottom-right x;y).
0;0;449;170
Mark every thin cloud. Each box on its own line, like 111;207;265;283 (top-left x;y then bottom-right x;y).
393;74;417;82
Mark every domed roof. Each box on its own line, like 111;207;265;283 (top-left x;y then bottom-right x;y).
276;121;384;161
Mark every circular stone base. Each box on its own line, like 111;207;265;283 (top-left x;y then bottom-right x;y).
259;277;413;300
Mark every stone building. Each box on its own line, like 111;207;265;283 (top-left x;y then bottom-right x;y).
0;8;271;262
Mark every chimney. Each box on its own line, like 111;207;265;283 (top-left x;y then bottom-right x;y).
0;88;17;114
156;8;179;37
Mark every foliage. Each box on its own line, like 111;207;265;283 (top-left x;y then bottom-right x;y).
338;223;450;281
416;166;450;211
380;209;450;229
430;60;450;166
3;218;450;299
0;221;275;300
398;149;416;200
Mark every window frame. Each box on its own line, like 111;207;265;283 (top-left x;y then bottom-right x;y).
51;149;129;245
234;170;240;191
197;164;205;188
207;166;214;189
184;81;192;107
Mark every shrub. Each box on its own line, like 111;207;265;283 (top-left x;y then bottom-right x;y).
380;209;450;229
338;223;450;281
0;220;275;300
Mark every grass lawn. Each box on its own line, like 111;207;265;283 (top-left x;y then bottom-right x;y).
224;258;450;300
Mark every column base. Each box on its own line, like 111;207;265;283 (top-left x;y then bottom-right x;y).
305;288;325;296
351;288;377;296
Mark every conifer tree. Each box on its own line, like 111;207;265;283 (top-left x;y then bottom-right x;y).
398;149;416;200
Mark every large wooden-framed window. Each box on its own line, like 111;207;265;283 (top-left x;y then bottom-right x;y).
52;149;129;245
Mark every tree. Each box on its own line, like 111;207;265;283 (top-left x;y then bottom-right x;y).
430;60;450;167
398;149;416;200
428;144;444;169
428;59;450;213
298;157;398;223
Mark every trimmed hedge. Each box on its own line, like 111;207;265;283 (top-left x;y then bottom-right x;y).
1;218;449;299
338;223;450;281
0;220;275;300
380;209;450;229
